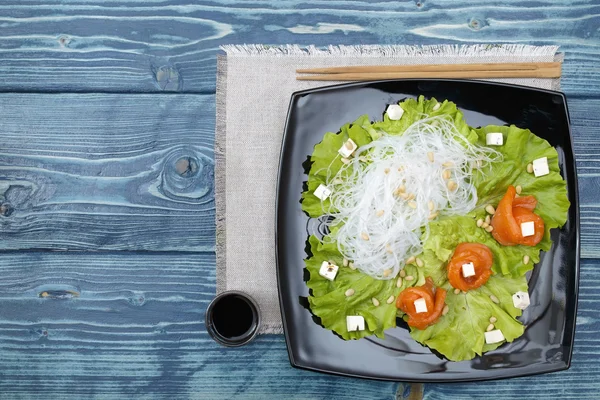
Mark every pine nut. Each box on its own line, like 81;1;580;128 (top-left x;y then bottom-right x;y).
349;262;356;270
442;169;451;180
486;323;495;332
416;257;424;268
345;289;355;297
407;193;415;200
396;277;403;288
427;152;434;162
383;269;392;277
489;316;497;323
376;210;385;217
405;275;414;281
400;192;409;200
443;161;454;167
343;258;349;267
527;163;533;173
485;225;494;232
428;201;435;211
481;222;489;229
387;295;396;304
341;157;350;165
428;212;439;220
516;185;523;194
485;205;496;215
454;288;461;295
408;201;417;209
442;304;449;316
490;294;499;304
361;232;370;241
384;168;390;174
523;255;530;265
476;218;484;227
398;184;406;193
406;256;416;265
372;297;380;307
400;269;406;278
485;215;491;224
447;180;457;191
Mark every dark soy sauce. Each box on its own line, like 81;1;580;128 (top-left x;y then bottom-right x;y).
212;294;255;339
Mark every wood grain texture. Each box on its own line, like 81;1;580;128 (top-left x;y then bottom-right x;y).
1;93;598;257
570;98;600;258
0;251;401;399
0;252;595;399
0;0;598;96
0;93;214;251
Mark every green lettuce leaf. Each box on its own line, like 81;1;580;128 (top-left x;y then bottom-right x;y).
301;115;374;218
424;215;542;278
407;125;570;360
470;125;570;275
473;125;570;230
409;275;526;361
372;95;477;143
306;235;422;339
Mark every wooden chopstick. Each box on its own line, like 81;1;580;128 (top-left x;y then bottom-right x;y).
297;67;561;81
296;62;560;75
296;62;562;81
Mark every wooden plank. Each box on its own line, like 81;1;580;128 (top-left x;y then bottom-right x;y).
0;93;214;251
0;251;399;398
0;251;595;397
0;93;597;257
570;98;600;258
0;1;597;95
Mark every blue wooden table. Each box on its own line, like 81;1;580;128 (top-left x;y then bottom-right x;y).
0;1;598;398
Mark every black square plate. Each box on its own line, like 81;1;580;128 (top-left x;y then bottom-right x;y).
275;79;579;382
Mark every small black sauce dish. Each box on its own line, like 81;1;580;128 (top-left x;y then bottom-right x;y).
205;291;261;347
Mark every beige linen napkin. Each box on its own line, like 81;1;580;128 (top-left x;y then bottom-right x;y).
215;44;563;334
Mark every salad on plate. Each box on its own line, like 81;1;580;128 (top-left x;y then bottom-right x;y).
300;96;570;362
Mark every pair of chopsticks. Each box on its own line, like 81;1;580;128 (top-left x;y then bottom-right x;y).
296;62;562;81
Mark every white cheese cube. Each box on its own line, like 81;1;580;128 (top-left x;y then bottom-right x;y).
462;262;476;278
414;298;428;314
346;315;365;332
521;221;535;237
486;132;504;146
484;329;505;344
386;104;404;120
313;184;331;201
319;261;339;281
512;291;530;310
533;157;549;177
338;138;358;158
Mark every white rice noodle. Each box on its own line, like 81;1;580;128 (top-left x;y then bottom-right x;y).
322;115;501;280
